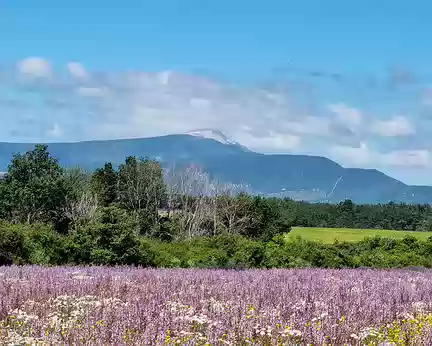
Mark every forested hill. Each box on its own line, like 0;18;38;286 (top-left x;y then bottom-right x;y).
0;134;431;204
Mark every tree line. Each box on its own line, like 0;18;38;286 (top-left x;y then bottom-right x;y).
0;145;291;240
1;145;432;267
1;145;432;235
287;199;432;232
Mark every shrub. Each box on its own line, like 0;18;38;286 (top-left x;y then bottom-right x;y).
0;222;30;264
247;197;292;241
142;239;190;268
67;206;141;265
26;224;68;265
0;221;68;265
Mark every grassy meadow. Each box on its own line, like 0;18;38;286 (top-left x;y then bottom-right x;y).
287;226;432;244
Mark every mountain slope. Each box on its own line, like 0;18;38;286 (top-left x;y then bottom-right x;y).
0;135;245;171
0;134;430;204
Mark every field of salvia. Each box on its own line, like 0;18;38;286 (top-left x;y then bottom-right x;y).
1;267;432;345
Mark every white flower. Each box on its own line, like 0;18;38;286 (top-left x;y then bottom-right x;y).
320;312;329;319
412;301;427;312
72;275;93;280
287;329;302;337
351;333;359;340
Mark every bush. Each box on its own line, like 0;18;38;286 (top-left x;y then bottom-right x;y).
26;224;68;265
139;238;189;268
245;197;292;241
68;233;432;269
151;216;182;241
139;238;157;267
137;234;265;269
3;212;432;269
0;221;68;265
67;206;141;265
263;237;350;268
0;222;29;264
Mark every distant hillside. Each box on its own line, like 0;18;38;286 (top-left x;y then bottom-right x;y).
0;134;431;204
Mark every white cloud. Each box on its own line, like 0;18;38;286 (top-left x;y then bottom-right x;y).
76;86;108;98
189;98;211;109
16;57;51;78
384;150;432;168
4;57;431;180
281;116;332;136
330;143;432;168
67;62;88;79
329;102;362;128
330;142;373;166
157;70;173;85
69;70;308;148
370;116;415;137
237;132;301;152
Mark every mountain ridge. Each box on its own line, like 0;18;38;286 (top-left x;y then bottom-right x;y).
0;133;430;204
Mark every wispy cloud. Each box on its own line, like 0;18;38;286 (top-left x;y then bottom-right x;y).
16;57;52;79
370;116;415;137
330;143;432;169
1;57;431;173
67;62;89;80
328;103;363;129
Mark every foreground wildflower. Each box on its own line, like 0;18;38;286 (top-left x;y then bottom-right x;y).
1;267;432;344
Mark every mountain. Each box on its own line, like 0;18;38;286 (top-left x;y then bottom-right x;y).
0;133;431;204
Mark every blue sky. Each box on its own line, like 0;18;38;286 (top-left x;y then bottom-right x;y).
2;1;432;184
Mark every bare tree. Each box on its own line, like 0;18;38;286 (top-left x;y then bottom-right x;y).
215;192;254;234
164;165;253;238
63;167;99;229
64;191;99;228
164;164;215;238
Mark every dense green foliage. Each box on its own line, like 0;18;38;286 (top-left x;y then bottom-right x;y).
0;146;291;241
2;145;70;231
289;199;432;231
67;206;142;265
3;220;432;269
1;145;432;269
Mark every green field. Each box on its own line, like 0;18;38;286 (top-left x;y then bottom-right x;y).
287;227;432;244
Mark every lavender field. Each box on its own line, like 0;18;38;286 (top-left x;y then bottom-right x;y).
1;267;432;345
